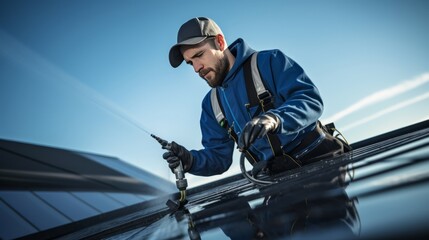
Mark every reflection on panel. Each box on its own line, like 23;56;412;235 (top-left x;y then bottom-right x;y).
70;192;125;212
0;191;71;230
0;199;37;239
105;192;146;206
0;138;175;240
34;191;100;221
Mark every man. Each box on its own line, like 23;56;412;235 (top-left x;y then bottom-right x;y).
163;17;348;176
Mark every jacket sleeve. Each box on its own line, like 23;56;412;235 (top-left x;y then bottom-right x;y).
188;92;235;176
259;50;324;134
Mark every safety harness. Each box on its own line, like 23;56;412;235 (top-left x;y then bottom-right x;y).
211;52;301;170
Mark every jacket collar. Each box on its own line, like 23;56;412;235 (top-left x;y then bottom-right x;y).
221;38;256;87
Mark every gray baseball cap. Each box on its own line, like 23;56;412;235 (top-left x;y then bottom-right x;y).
169;17;223;68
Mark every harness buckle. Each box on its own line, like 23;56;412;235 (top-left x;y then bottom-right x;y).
258;90;273;107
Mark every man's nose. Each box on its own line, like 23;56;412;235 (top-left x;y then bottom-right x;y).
193;62;203;73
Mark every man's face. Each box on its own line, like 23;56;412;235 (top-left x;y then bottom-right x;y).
181;39;230;88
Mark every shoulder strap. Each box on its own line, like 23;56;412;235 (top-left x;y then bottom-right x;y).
243;52;274;112
250;53;267;95
243;52;269;107
243;53;259;107
210;88;226;127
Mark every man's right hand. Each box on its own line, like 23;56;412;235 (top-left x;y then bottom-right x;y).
238;113;280;150
162;141;194;172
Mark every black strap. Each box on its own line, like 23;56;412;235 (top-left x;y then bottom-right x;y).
243;53;284;158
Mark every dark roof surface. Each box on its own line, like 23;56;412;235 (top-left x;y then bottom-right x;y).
3;120;429;240
0;139;175;194
0;139;175;239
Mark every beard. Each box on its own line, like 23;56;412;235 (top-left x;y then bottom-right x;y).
201;54;230;88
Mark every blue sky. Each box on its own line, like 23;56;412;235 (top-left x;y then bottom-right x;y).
1;0;428;187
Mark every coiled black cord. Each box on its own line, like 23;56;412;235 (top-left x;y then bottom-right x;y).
240;151;276;185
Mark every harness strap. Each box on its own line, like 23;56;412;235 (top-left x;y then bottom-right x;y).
243;55;259;107
243;53;285;159
210;88;226;127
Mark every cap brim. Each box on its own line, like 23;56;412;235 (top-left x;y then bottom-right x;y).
169;36;208;68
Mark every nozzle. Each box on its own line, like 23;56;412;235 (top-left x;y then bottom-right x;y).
151;134;165;145
151;134;171;150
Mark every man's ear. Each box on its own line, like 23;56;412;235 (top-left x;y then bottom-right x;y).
215;34;226;51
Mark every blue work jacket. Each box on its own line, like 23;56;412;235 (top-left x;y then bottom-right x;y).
189;38;323;176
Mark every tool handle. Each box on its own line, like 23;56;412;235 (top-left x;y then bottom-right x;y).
151;134;187;191
174;162;187;191
174;161;185;178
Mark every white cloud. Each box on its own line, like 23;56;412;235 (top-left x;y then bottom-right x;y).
341;91;429;131
323;72;429;124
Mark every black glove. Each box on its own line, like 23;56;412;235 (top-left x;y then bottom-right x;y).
238;113;280;150
162;141;194;172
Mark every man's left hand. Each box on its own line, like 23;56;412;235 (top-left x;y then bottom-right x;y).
238;113;280;150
